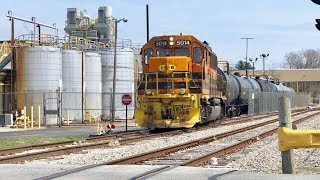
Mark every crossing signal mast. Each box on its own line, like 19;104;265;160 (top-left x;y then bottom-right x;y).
312;0;320;30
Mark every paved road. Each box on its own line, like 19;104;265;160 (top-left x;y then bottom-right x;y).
1;164;319;180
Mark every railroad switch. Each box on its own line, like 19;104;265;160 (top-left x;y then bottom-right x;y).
278;127;320;151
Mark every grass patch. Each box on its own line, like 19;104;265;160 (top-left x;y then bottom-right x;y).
0;135;87;149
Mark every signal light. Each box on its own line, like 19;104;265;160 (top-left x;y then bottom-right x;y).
316;19;320;31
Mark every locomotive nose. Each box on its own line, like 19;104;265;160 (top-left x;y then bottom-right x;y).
148;56;192;74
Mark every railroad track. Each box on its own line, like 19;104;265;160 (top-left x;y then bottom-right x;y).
0;110;279;157
35;109;320;180
0;130;150;156
0;108;312;164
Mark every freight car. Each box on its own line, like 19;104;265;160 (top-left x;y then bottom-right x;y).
221;72;294;118
135;34;294;129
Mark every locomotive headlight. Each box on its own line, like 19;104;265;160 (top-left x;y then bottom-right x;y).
169;36;174;41
145;89;152;95
169;41;174;46
179;88;186;95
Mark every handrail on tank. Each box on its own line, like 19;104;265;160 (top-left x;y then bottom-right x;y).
15;34;60;47
13;33;141;52
63;35;108;50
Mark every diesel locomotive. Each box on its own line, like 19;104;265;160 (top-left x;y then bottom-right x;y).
135;34;294;129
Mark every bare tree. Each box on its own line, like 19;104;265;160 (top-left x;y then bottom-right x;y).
268;63;279;79
281;49;320;69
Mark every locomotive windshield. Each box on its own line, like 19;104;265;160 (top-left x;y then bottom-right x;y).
157;48;171;57
174;48;189;56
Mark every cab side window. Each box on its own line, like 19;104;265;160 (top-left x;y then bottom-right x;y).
193;47;203;63
144;49;153;64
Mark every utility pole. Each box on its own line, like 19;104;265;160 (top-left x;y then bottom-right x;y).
241;37;254;76
111;18;128;124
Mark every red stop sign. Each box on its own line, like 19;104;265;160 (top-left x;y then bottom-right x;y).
122;94;132;105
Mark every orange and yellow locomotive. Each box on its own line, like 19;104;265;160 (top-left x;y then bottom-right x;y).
135;35;226;128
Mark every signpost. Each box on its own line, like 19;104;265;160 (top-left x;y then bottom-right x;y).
122;94;132;131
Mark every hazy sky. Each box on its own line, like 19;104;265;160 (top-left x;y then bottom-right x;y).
1;0;320;69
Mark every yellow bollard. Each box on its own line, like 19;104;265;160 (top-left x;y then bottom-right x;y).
31;106;33;129
67;110;70;126
38;105;41;129
24;106;27;129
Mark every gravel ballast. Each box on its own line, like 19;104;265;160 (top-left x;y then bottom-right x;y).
26;113;284;165
226;112;320;174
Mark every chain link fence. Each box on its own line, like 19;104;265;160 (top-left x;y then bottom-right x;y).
0;91;135;126
0;89;310;126
248;90;311;115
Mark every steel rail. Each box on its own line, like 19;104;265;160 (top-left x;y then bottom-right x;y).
0;108;312;163
35;109;319;180
0;109;297;157
181;111;320;166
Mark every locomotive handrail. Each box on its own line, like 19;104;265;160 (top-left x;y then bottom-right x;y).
142;72;190;95
156;73;159;95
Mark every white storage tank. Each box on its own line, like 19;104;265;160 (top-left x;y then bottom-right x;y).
16;46;62;125
62;50;82;122
100;48;135;120
85;52;102;119
134;52;142;111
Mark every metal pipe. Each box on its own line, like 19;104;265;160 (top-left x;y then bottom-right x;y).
81;51;84;124
111;20;118;123
253;62;255;76
38;105;40;128
6;11;57;30
249;58;258;76
241;37;254;76
23;106;26;129
37;24;41;45
31;106;33;129
2;84;5;113
146;4;149;42
67;110;69;126
111;18;127;123
260;53;269;77
31;17;36;45
10;12;14;112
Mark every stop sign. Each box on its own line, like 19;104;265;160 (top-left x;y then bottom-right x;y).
122;94;132;105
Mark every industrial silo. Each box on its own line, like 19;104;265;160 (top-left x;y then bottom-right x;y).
62;50;82;122
16;46;62;125
84;52;102;119
100;48;134;120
